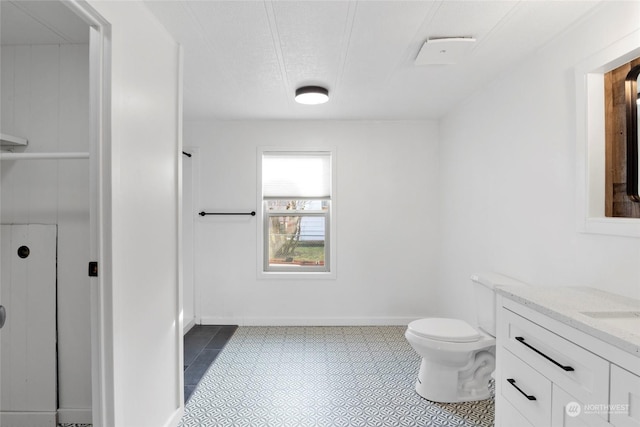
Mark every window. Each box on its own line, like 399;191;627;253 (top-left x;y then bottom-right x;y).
575;31;640;237
261;151;332;273
604;58;640;218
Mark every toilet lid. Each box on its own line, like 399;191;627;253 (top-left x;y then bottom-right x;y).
407;318;481;343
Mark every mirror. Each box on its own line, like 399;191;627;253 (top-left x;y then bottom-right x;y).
626;65;640;202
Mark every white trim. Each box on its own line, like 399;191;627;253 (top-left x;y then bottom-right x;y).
182;145;199;333
200;316;416;326
57;408;93;424
575;28;640;238
64;1;113;426
183;318;196;335
162;408;185;427
258;270;337;280
191;147;202;325
175;43;186;414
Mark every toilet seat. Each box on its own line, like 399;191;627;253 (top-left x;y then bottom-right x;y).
407;318;481;343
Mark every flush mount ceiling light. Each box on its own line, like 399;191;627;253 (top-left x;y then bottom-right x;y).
295;86;329;105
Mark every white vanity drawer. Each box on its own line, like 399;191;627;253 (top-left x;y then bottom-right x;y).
610;364;640;427
503;307;609;411
502;348;552;427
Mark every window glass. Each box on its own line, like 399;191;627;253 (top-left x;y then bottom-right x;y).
267;214;326;267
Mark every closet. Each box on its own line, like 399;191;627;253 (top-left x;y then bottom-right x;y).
0;1;92;424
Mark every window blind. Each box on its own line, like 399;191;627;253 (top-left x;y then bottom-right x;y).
262;152;331;199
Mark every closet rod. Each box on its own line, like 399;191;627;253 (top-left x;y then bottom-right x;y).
199;211;256;217
0;152;89;160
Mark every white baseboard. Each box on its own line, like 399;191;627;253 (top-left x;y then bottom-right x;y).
57;408;92;424
162;407;184;427
0;411;57;427
199;316;416;326
183;317;196;334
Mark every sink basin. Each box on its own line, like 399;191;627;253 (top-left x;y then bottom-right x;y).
580;311;640;335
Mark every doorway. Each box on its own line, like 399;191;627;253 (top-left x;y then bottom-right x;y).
0;1;100;425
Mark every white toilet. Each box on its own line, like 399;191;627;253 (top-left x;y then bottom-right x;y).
405;273;527;403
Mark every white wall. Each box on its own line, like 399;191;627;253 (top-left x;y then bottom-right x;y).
185;120;439;325
438;1;640;324
1;44;92;422
86;2;183;426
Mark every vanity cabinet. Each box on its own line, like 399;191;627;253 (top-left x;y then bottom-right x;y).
495;296;640;427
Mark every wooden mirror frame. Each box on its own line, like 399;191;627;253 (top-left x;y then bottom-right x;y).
626;65;640;202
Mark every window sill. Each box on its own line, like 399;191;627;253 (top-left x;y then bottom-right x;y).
258;270;336;280
580;217;640;238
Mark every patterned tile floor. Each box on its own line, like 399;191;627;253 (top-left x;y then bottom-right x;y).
179;326;494;427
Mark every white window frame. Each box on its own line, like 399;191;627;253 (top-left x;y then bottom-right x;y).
257;147;336;279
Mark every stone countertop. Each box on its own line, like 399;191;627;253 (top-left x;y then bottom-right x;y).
496;286;640;357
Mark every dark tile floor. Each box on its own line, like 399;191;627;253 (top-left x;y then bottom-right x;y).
183;324;237;402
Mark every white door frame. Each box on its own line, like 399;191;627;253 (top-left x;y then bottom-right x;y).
182;146;199;332
64;2;112;426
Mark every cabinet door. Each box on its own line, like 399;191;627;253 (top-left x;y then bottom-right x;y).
552;384;612;427
499;398;534;427
610;365;640;427
0;225;58;426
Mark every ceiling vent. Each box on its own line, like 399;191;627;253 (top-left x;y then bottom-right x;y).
415;37;476;65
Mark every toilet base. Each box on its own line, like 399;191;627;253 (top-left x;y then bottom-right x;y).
413;350;494;403
415;379;491;403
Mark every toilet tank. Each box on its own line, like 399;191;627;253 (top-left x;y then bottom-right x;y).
471;272;528;337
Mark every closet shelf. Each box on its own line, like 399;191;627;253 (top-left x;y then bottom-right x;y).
0;152;89;160
0;133;28;147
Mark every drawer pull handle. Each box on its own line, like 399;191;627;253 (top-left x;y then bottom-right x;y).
515;336;575;372
507;378;537;401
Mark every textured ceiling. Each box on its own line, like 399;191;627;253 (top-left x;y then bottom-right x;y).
0;1;604;121
144;0;603;121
